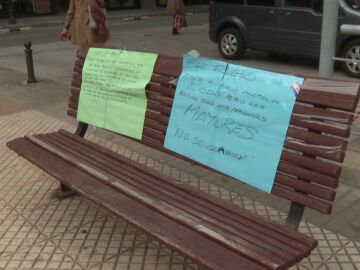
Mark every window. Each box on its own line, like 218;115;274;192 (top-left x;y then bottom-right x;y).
247;0;275;7
286;0;312;8
312;0;323;13
285;0;323;13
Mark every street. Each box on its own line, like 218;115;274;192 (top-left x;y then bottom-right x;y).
0;13;355;83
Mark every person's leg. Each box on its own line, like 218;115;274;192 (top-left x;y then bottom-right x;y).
172;16;179;35
183;16;187;27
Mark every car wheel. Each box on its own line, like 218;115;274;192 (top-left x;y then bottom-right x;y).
341;39;360;78
218;27;245;60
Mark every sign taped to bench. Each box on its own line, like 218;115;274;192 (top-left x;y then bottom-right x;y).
77;48;158;139
165;55;304;192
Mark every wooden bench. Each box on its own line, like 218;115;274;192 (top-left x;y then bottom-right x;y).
7;45;360;270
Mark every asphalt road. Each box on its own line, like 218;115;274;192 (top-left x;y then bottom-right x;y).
0;13;355;82
0;14;208;48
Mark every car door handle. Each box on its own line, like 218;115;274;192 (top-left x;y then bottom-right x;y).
264;10;275;14
280;11;292;16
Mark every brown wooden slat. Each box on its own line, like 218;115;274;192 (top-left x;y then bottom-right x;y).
8;137;269;270
154;55;182;77
72;72;82;82
70;87;80;96
68;101;77;111
272;185;332;214
141;136;166;150
146;119;167;134
298;80;360;111
75;59;84;68
145;111;169;125
151;74;177;87
143;128;164;143
147;83;176;97
278;162;338;189
34;135;289;268
275;173;335;202
67;109;76;118
287;127;347;149
40;133;307;267
293;104;353;125
284;139;344;162
50;129;315;249
75;50;182;78
73;65;82;75
289;115;350;138
71;80;81;89
69;95;78;105
281;151;341;178
55;129;317;247
147;91;174;106
147;102;171;115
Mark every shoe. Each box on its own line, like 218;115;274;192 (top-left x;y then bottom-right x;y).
172;27;179;35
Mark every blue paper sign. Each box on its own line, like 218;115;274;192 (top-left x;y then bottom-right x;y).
164;55;304;193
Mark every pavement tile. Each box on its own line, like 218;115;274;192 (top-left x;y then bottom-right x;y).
0;97;27;117
0;225;85;269
0;110;72;145
27;196;107;239
95;240;199;270
50;215;147;269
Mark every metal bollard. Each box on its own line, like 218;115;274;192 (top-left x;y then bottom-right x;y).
24;41;37;84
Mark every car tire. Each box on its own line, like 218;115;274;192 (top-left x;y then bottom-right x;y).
341;39;360;78
218;27;245;60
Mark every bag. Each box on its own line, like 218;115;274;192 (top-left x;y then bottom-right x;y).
88;6;107;29
174;15;184;30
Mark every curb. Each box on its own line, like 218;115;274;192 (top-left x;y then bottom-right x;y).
0;26;31;34
0;7;207;31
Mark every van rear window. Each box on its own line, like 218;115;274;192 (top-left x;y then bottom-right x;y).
247;0;275;6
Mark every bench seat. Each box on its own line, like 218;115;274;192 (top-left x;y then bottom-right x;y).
8;129;317;270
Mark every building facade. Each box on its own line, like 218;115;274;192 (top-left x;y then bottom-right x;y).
0;0;208;19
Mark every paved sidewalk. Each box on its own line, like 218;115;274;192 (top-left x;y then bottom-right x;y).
0;6;208;31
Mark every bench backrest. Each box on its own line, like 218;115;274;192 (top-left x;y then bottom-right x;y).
68;45;360;215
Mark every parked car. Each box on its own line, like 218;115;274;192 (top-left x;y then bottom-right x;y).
209;0;360;78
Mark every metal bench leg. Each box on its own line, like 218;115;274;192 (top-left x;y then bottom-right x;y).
54;122;88;199
75;122;88;137
286;202;305;230
53;183;77;199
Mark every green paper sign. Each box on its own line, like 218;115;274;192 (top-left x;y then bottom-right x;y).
77;48;158;139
